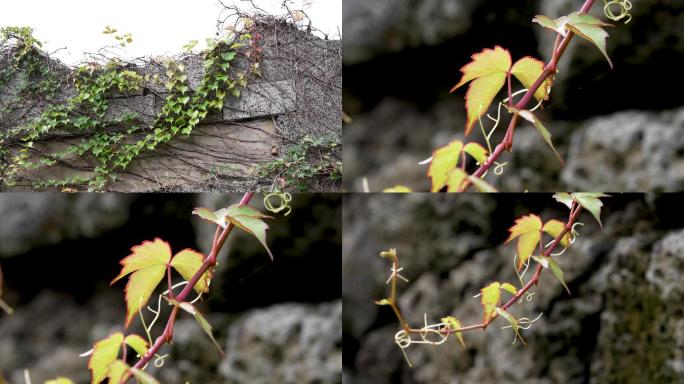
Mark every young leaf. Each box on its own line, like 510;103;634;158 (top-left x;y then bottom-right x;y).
547;257;571;294
383;185;412;193
192;207;226;227
88;332;124;384
177;302;225;356
170;249;212;293
111;238;171;327
542;219;571;247
517;110;564;165
450;46;511;135
531;255;549;268
573;192;609;228
446;168;468;192
128;368;159;384
510;56;551;102
564;13;613;68
481;282;501;323
532;15;566;35
506;214;543;270
463;142;488;165
374;298;392;306
428;140;463;192
553;192;573;209
225;204;274;260
500;282;518;296
468;175;498;193
45;378;75;384
494;307;526;345
124;334;148;358
441;316;466;349
106;360;130;384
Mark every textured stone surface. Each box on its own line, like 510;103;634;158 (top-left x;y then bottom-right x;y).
223;80;296;121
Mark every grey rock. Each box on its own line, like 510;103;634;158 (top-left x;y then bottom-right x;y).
223;80;296;121
219;301;342;384
0;194;132;257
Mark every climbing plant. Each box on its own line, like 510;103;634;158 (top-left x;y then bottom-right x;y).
382;0;633;192
375;193;608;366
32;192;292;383
0;25;260;191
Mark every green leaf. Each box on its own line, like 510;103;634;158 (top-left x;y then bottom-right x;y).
573;192;609;228
565;16;613;68
110;238;171;327
553;192;573;209
463;142;488;165
468;175;498;193
124;334;148;358
494;307;526;345
441;316;466;349
225;204;275;260
446;168;468;192
128;368;159;384
170;249;212;293
427;140;463;192
383;185;412;193
533;256;570;294
510;56;551;102
506;214;543;270
44;378;75;384
179;96;190;105
177;302;225;356
481;282;501;323
451;46;511;135
500;282;518;296
532;15;565;35
542;219;571;247
105;360;130;384
517;110;564;165
192;207;221;225
88;332;123;384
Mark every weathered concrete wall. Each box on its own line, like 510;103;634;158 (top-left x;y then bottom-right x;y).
1;20;341;191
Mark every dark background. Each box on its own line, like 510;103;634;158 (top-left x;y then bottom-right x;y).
343;193;684;383
0;193;342;384
343;0;684;192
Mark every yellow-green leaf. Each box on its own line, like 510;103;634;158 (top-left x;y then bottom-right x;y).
124;334;148;358
510;56;551;102
573;192;609;228
463;142;488;165
468;175;498;193
88;332;123;384
445;168;468;192
177;302;225;356
44;378;75;384
192;207;223;226
428;140;463;192
111;238;171;284
553;192;573;209
106;360;130;384
383;185;412;193
481;282;501;323
534;255;570;294
128;368;159;384
451;46;511;135
374;298;392;306
170;249;211;294
506;214;542;270
532;15;565;35
494;307;526;344
441;316;466;349
542;219;571;247
565;20;613;68
500;282;518;296
225;204;274;260
517;110;564;165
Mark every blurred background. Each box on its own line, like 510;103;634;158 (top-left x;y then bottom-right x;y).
343;0;684;191
343;193;684;383
0;193;341;384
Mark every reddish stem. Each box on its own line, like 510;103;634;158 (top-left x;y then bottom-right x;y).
459;0;597;191
130;192;254;373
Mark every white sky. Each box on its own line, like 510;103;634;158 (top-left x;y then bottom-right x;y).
0;0;341;65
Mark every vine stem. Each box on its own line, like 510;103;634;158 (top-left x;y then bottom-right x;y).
458;0;597;191
129;192;254;374
405;201;583;336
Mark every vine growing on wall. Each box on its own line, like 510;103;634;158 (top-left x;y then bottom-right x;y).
375;193;608;366
0;24;261;191
383;0;632;192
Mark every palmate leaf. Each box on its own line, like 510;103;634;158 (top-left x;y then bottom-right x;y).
106;360;130;384
112;238;211;327
553;192;574;209
573;192;609;228
428;140;463;192
124;334;149;358
88;332;124;384
481;282;501;323
451;47;552;135
533;12;613;68
542;219;571;247
441;316;466;349
506;214;543;270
